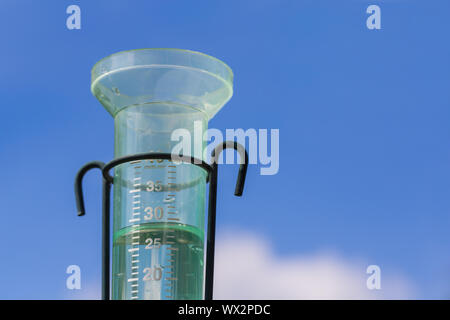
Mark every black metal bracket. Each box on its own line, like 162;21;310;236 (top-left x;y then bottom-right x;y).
74;141;248;300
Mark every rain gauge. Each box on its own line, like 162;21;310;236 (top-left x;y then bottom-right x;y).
74;49;248;300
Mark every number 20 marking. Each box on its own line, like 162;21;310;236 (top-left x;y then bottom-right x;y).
143;267;162;281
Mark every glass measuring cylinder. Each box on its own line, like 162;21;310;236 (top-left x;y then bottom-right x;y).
91;49;233;300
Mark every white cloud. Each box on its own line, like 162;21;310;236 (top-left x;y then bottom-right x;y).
214;229;416;299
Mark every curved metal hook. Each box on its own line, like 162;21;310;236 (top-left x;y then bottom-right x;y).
205;141;249;300
74;160;110;300
211;141;249;196
74;161;105;216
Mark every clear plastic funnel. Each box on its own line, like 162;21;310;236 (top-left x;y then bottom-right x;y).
91;48;233;300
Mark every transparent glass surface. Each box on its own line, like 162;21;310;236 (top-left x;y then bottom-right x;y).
91;49;233;300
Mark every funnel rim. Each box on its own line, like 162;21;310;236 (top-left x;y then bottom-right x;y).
91;48;233;86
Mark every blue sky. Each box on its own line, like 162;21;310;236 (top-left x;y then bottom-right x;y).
1;0;450;299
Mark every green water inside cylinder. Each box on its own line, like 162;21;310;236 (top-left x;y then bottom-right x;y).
112;222;204;300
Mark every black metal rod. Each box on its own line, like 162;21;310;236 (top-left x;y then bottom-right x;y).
101;179;111;300
205;163;218;300
205;141;249;300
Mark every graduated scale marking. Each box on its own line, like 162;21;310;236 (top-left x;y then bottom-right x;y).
125;159;180;299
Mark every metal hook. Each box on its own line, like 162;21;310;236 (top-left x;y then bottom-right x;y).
205;141;249;300
211;141;248;196
74;161;105;216
74;161;110;300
